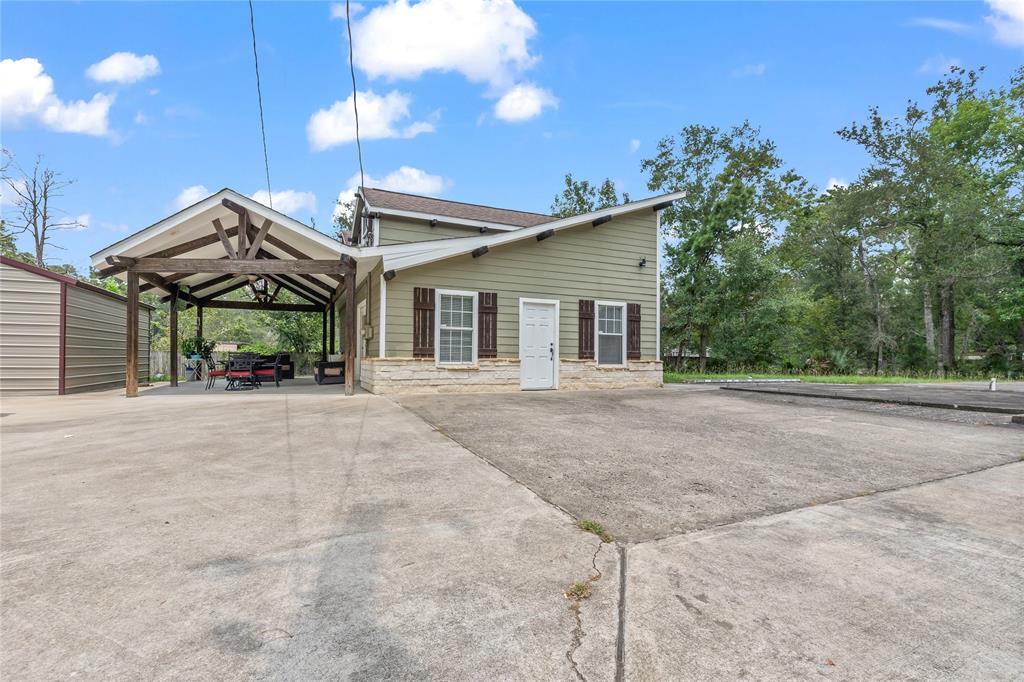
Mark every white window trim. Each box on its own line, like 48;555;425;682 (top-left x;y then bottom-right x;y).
518;297;560;390
435;289;478;366
595;300;627;367
655;209;662;360
378;273;387;358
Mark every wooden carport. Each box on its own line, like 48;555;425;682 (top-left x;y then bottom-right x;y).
91;189;362;396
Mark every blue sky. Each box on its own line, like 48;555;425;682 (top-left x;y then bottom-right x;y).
1;1;1022;274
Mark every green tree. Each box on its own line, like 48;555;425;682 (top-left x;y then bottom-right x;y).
549;173;629;217
839;66;1023;375
642;122;812;369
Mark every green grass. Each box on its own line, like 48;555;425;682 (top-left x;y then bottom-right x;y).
663;371;1009;385
577;519;614;543
565;580;593;600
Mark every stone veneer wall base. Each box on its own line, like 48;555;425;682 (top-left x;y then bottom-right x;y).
360;358;662;395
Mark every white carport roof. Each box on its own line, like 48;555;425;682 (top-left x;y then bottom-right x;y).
91;188;368;305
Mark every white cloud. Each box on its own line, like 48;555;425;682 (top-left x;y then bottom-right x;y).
628;138;641;154
72;214;90;231
1;178;26;211
352;0;538;90
307;90;435;151
826;177;848;191
986;0;1024;47
334;166;447;219
330;2;363;20
918;54;961;74
86;52;160;84
0;58;114;136
493;83;558;122
731;63;767;78
172;185;210;211
909;17;973;34
250;189;317;215
134;111;150;125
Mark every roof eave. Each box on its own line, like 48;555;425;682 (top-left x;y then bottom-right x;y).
378;191;685;273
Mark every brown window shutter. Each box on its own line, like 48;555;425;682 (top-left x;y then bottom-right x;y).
578;299;595;359
413;287;435;357
478;292;498;358
627;303;641;360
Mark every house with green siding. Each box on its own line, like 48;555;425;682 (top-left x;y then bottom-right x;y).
90;186;680;395
343;187;681;393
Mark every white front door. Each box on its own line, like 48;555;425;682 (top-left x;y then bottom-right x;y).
520;300;558;390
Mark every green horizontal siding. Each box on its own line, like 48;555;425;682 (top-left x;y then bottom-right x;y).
384;213;658;359
336;261;382;357
377;216;482;245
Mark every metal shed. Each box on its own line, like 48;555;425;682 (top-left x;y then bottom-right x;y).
0;256;152;395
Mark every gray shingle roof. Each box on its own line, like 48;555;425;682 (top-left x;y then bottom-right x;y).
361;187;554;228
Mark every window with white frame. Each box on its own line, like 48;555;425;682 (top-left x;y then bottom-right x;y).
596;302;626;365
437;291;477;364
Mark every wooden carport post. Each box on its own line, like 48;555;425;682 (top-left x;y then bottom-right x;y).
196;305;204;339
343;257;357;396
125;272;139;397
329;304;336;355
321;310;328;361
169;285;179;387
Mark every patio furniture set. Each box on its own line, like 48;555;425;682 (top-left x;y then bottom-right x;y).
204;353;294;391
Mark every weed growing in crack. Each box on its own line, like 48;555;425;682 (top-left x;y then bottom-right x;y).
565;580;593;600
577;519;614;543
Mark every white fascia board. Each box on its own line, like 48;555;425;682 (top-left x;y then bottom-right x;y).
379;191;685;273
91;188;355;267
372;206;523;232
91;190;231;266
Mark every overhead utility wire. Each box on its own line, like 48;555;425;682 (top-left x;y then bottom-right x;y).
248;0;273;208
346;0;366;193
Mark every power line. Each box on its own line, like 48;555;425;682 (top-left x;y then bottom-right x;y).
345;0;365;193
248;0;273;208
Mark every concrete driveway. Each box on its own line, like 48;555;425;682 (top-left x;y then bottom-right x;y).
396;387;1022;541
3;385;1023;680
1;389;615;680
397;387;1024;680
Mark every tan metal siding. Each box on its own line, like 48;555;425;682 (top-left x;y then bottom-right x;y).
385;213;658;359
378;216;485;245
0;262;61;394
64;286;151;393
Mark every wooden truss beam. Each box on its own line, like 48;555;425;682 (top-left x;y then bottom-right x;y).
201;300;322;312
97;226;240;278
106;256;349;275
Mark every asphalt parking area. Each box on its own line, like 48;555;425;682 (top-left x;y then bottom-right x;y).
395;387;1023;542
720;381;1024;414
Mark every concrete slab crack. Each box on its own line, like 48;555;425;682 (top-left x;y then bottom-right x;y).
566;600;587;682
614;544;627;682
565;539;606;682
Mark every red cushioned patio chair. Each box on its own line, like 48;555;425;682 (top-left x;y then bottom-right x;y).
252;354;283;389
